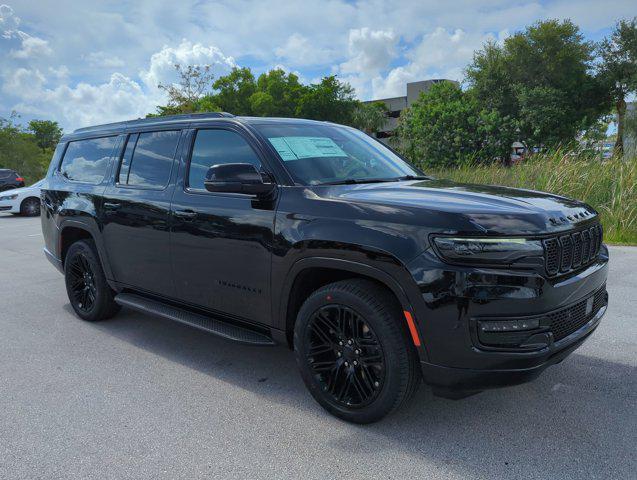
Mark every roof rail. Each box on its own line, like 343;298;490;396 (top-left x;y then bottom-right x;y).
73;112;235;134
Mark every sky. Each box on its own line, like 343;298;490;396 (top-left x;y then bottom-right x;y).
0;0;635;132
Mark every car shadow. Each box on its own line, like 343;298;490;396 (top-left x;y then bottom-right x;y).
84;305;636;478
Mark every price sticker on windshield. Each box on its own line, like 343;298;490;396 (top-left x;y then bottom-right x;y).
268;136;347;160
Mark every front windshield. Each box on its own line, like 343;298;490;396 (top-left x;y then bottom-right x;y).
253;123;422;185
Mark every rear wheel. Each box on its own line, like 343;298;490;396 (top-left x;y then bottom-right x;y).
294;279;420;423
64;240;121;321
20;197;40;216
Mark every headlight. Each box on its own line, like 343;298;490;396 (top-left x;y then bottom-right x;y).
0;194;18;201
432;237;544;266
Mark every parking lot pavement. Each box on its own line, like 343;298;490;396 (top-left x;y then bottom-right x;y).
0;214;635;480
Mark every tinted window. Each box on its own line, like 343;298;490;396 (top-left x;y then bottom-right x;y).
59;137;117;184
188;129;261;190
123;131;179;189
0;170;14;179
253;123;419;185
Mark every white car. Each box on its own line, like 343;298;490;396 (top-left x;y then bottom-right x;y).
0;179;43;216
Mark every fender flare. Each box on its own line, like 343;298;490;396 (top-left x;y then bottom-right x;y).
58;218;115;283
277;256;414;331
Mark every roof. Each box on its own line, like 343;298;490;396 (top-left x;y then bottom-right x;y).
72;112;235;135
65;112;333;140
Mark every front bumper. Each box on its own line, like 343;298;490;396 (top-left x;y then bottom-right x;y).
421;300;606;397
406;245;609;395
0;202;18;212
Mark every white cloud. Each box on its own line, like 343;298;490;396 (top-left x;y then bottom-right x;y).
10;31;52;58
370;27;509;99
340;28;398;76
1;5;51;59
11;72;154;129
2;39;239;130
0;3;19;37
85;51;125;68
48;65;70;80
2;0;637;127
275;33;336;66
139;40;236;89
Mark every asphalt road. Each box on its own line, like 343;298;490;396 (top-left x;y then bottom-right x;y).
0;214;635;480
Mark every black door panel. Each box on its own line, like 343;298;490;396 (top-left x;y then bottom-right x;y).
170;127;276;326
101;130;182;297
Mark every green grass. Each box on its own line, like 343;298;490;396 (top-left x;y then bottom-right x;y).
427;153;637;245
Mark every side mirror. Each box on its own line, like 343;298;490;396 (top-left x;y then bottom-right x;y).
204;163;275;197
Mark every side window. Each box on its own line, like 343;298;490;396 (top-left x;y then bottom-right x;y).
188;129;262;190
59;136;117;184
120;131;180;189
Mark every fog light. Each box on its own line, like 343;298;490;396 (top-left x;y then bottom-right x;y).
480;318;540;332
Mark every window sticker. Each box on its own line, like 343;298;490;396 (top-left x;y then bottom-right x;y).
268;136;347;160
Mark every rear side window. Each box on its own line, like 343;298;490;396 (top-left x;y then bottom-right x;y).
119;131;179;189
59;137;117;184
0;170;14;179
188;129;262;190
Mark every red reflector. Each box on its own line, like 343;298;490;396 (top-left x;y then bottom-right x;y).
16;177;24;182
403;311;421;347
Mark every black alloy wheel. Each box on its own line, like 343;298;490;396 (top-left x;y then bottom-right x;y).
64;240;121;321
67;252;97;313
295;279;421;424
305;304;385;408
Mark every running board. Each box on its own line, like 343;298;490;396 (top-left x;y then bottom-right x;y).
114;293;276;346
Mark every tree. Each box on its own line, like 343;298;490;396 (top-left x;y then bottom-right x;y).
153;64;219;116
151;65;362;125
598;17;637;155
27;120;62;152
212;67;257;115
394;82;514;168
296;76;358;125
0;113;51;183
251;69;307;117
467;19;608;150
351;102;388;134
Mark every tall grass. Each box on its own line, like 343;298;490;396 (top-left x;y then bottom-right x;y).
427;152;637;245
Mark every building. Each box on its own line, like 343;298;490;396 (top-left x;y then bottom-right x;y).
363;79;458;144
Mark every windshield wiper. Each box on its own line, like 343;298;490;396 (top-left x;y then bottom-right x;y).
318;175;431;186
318;178;400;186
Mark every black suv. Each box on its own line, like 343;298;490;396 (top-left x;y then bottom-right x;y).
41;113;609;423
0;169;25;191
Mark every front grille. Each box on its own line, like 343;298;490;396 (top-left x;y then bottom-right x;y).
543;224;602;276
544;286;607;341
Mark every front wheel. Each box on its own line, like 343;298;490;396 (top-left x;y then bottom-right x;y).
294;279;421;423
64;239;121;321
20;197;40;216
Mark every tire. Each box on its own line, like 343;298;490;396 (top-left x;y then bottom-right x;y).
64;239;121;321
20;197;40;216
294;279;421;423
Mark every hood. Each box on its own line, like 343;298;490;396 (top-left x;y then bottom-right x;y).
319;179;598;235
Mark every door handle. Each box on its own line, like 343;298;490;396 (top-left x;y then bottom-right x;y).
103;202;121;210
174;209;197;220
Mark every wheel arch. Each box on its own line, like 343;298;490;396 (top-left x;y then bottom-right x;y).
278;257;416;350
59;220;115;285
